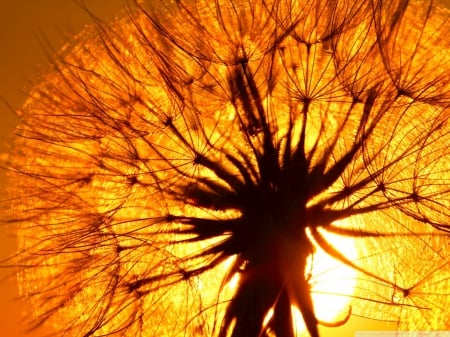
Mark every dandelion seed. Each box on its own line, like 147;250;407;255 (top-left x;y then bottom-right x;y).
4;1;450;337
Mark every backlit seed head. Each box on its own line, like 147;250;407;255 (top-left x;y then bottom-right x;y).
5;1;450;337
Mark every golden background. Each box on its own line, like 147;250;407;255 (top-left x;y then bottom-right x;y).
0;2;126;336
1;1;448;336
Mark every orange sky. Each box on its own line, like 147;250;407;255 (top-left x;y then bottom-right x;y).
0;2;126;336
0;1;448;337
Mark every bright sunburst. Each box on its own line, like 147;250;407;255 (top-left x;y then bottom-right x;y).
5;1;450;337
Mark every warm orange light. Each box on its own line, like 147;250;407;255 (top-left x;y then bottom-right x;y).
6;1;450;337
274;228;358;336
306;228;358;323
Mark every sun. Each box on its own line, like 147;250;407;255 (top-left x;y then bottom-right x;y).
6;0;450;337
306;229;358;323
261;224;359;336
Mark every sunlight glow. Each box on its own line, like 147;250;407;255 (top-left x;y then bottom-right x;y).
6;0;450;337
306;227;358;323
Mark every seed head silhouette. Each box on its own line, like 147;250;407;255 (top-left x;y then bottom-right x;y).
5;0;450;337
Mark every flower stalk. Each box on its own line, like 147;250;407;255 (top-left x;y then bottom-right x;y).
5;0;450;336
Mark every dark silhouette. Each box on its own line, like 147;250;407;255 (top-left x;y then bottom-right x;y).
5;0;450;336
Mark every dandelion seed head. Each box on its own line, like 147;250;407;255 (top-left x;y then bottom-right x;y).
5;0;450;337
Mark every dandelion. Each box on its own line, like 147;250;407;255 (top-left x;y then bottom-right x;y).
5;0;450;337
